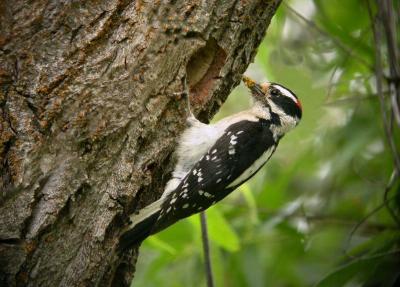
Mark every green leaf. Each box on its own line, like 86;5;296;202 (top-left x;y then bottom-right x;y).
315;255;385;287
345;230;400;258
239;183;260;224
146;236;177;255
207;207;241;252
189;207;240;252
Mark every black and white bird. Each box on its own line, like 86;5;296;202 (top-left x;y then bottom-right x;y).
119;75;302;250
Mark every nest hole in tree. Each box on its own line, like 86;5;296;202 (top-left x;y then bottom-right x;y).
186;38;227;109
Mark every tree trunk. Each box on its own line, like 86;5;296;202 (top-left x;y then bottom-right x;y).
0;0;280;286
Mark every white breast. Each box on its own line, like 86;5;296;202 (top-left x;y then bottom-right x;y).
162;106;270;198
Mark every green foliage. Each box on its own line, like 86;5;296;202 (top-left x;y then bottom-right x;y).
188;206;240;252
133;0;400;286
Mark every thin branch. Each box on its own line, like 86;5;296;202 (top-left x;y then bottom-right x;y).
306;215;397;232
200;212;215;287
383;170;400;227
343;166;400;259
323;94;379;106
242;201;398;233
326;65;344;103
325;28;372;102
328;249;400;279
343;195;395;259
284;3;374;71
378;0;400;127
368;0;400;174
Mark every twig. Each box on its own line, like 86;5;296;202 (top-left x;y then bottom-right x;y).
304;215;397;231
323;94;378;106
343;195;395;259
375;0;400;226
368;0;400;175
378;0;400;128
326;249;400;281
326;65;343;103
344;167;400;259
284;3;374;70
383;170;400;227
200;211;215;287
325;28;371;102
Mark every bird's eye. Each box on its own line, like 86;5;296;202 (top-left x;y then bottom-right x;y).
270;89;280;96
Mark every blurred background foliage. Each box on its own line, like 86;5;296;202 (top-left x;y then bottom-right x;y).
133;0;400;286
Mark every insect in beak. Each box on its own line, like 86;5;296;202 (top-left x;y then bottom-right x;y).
242;76;270;101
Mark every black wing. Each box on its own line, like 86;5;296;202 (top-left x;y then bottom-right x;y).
152;118;278;234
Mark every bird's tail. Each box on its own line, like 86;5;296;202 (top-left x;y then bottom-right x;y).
118;199;163;251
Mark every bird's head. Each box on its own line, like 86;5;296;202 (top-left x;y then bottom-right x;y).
242;76;302;129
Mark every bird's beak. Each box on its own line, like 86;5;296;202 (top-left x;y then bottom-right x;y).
242;76;270;100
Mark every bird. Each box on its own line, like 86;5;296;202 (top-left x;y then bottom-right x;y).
118;75;302;250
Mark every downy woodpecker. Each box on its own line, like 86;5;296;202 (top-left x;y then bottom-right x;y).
119;76;302;250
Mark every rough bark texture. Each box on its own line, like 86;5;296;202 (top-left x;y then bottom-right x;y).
0;0;280;286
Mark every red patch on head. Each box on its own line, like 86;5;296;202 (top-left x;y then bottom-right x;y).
295;99;302;111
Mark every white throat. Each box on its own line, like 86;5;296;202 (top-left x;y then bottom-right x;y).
268;101;299;136
250;101;272;120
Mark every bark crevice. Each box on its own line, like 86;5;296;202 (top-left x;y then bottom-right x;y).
0;1;281;286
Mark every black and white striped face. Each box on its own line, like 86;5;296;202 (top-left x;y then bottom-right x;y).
243;76;302;123
268;83;302;121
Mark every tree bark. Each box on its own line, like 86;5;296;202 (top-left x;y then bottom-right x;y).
0;0;280;286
